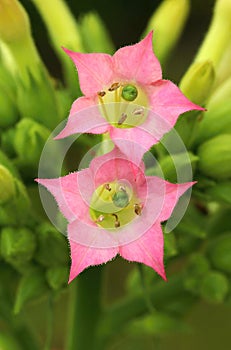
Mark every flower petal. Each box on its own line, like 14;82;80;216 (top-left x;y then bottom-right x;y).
90;145;146;189
109;126;158;162
113;32;162;85
119;222;166;280
69;237;118;282
54;97;109;139
36;169;94;223
148;80;204;127
63;47;114;96
146;177;195;222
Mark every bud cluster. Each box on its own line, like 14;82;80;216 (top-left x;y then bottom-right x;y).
0;1;231;349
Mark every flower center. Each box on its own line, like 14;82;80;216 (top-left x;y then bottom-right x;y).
89;180;143;229
97;82;149;128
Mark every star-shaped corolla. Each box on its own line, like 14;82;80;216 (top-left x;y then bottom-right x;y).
36;146;194;282
55;32;203;159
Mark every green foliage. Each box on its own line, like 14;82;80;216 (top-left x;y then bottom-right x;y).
14;266;49;314
35;223;69;267
200;271;229;303
207;233;231;273
0;0;231;348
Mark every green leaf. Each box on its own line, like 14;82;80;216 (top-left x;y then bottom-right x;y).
14;266;49;314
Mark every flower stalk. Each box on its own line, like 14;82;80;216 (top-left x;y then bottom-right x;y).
66;267;103;350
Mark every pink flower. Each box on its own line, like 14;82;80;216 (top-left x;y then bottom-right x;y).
36;144;194;282
55;32;203;159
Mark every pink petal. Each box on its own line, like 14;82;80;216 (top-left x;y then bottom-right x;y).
148;80;204;127
63;47;114;96
119;222;166;280
113;32;162;85
36;169;94;223
90;145;146;189
54;96;109;139
109;125;159;162
69;238;118;282
146;177;195;222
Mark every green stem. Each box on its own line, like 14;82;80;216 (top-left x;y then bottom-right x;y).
66;266;103;350
137;264;155;314
44;295;54;350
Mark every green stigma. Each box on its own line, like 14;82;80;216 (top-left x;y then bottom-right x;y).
121;84;138;101
89;181;142;229
112;189;129;208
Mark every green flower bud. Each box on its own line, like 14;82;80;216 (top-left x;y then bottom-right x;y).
215;43;231;88
0;64;19;128
208;208;231;237
200;271;229;303
0;0;43;85
206;181;231;205
207;233;231;273
14;266;49;314
16;68;61;129
0;165;16;204
80;12;115;54
0;179;31;226
31;0;84;95
184;253;210;294
0;91;18;128
195;0;231;67
127;312;189;336
0;149;20;178
180;61;215;105
142;0;190;64
0;333;22;350
193;77;231;146
14;118;50;169
35;223;69;267
1;128;16;157
0;0;30;44
0;227;36;270
46;266;69;290
149;152;198;183
198;134;231;180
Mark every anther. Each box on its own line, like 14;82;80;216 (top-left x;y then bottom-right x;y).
108;82;120;91
97;91;106;97
118;113;127;125
112;213;120;228
132;107;144;116
105;183;111;191
96;215;105;223
119;185;126;192
134;203;143;216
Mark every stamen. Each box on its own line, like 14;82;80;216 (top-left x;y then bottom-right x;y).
97;91;106;97
108;82;120;91
134;203;143;216
112;213;120;228
96;214;105;223
119;185;126;192
132;107;145;116
105;183;111;191
118;113;127;125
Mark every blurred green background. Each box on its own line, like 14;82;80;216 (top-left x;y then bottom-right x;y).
1;0;231;349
